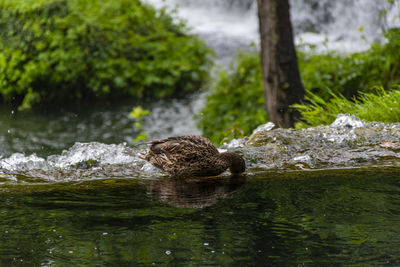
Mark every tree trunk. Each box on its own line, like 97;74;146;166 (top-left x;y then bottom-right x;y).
257;0;304;128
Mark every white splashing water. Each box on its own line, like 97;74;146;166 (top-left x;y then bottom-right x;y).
330;114;365;129
146;0;258;62
146;0;400;61
0;153;50;172
1;114;400;182
0;143;156;182
47;142;138;168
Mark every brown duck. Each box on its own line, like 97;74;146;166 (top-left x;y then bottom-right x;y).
139;135;246;177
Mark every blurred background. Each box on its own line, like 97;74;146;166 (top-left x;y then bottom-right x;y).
0;0;399;157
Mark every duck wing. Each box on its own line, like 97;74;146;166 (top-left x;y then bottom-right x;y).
142;135;222;176
149;135;219;159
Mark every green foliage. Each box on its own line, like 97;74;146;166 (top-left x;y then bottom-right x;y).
294;28;400;127
297;28;400;101
0;0;212;110
199;27;400;140
197;49;267;144
130;106;151;119
293;87;400;127
130;106;150;142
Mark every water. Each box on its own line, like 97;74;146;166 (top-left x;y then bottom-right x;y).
1;115;400;265
1;114;399;181
1;168;400;266
0;93;204;158
147;0;400;62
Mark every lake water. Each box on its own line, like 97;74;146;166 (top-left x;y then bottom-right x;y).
1;167;400;266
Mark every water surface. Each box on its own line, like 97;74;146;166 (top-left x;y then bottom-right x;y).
0;94;203;158
1;168;400;266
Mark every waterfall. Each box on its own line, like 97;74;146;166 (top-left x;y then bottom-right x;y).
146;0;400;61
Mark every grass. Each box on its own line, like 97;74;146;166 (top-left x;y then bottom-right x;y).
293;86;400;128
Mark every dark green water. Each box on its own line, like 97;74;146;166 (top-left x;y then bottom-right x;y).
1;168;400;266
0;94;202;158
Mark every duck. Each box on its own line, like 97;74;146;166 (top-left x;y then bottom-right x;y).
139;135;246;177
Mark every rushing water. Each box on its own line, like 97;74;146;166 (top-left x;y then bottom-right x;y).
1;114;399;181
146;0;400;62
0;114;399;183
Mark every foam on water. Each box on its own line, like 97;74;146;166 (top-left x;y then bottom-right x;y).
47;142;138;168
330;114;365;129
0;142;159;182
0;153;50;172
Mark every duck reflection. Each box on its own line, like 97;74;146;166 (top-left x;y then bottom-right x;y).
144;175;246;208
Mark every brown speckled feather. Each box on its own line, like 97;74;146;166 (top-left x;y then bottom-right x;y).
140;135;245;177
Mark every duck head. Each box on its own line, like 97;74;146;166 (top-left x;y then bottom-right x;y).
220;152;246;174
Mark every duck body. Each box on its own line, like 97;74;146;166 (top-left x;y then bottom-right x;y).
140;135;246;177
